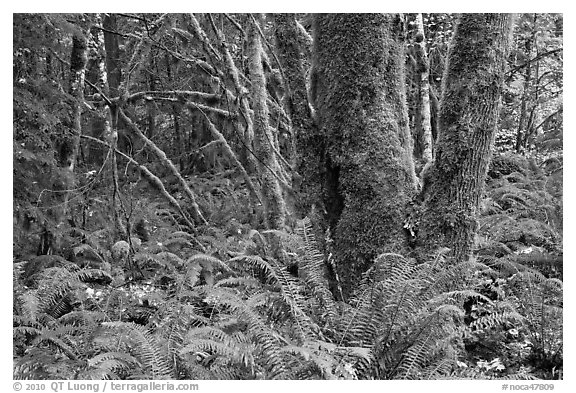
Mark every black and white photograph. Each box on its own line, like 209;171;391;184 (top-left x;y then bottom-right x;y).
11;8;565;387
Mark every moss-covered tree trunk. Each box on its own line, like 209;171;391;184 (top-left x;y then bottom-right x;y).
248;15;287;230
414;13;433;164
62;33;88;172
273;14;321;216
90;13;127;238
313;14;417;296
418;14;515;262
56;28;87;219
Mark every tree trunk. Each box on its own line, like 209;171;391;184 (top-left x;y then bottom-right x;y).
204;14;259;174
102;13;131;153
273;13;321;216
61;33;88;172
248;14;287;230
91;13;127;238
515;14;536;153
313;14;417;296
418;13;515;262
103;14;121;98
164;52;184;170
414;13;433;164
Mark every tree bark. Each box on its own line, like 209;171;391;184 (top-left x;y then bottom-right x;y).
313;14;417;296
204;14;259;174
62;32;88;172
102;14;121;98
248;14;287;230
418;13;515;262
273;13;321;216
414;13;433;164
515;14;536;153
91;13;127;238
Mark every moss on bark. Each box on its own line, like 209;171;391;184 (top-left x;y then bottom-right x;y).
313;14;417;296
248;15;287;230
418;14;515;262
273;14;322;216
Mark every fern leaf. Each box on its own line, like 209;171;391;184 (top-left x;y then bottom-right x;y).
101;322;173;379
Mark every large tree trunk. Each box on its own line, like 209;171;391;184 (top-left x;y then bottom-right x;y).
248;14;287;230
313;14;417;296
418;14;515;262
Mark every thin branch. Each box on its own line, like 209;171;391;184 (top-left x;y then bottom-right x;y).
125;90;220;104
96;26;130;39
151;37;220;79
224;13;245;36
533;108;563;133
84;79;114;107
186;15;222;61
506;47;563;78
249;14;290;100
207;13;259;172
142;96;236;118
295;20;313;47
183;100;237;119
194;105;263;208
118;108;207;227
80;135;203;245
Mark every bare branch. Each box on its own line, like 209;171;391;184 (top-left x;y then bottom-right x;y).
119;108;208;227
224;13;245;36
506;47;563;78
194;105;263;208
80;135;203;242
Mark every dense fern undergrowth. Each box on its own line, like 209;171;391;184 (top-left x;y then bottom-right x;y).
13;153;562;380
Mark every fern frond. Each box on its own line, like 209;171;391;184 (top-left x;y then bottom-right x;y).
281;344;337;379
468;309;523;331
296;218;337;322
101;322;173;379
201;287;289;379
215;276;262;289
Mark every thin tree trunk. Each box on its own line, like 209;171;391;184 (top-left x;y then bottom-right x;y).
515;14;539;153
248;14;287;230
203;14;259;173
91;13;127;238
164;53;184;170
418;13;516;262
414;13;433;164
313;14;417;295
103;14;121;97
64;33;88;173
146;54;158;140
55;29;88;221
